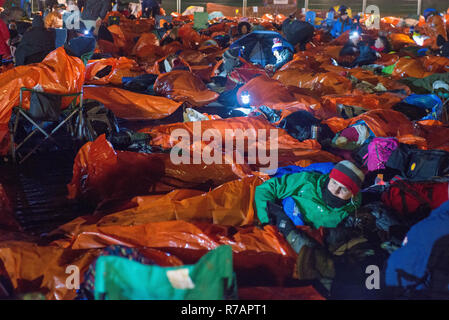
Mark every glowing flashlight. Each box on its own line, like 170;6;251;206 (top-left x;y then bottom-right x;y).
241;91;250;105
350;31;360;39
84;30;89;35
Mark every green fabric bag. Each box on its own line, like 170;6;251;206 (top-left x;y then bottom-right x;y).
94;245;236;300
193;12;209;31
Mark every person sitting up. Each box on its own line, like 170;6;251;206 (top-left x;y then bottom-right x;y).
282;12;315;51
14;15;55;66
255;160;365;254
330;6;353;38
265;37;293;73
142;0;160;19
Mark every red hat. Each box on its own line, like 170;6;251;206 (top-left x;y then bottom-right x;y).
329;161;365;195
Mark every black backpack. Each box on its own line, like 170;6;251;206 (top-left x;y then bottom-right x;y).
386;144;449;181
76;100;119;142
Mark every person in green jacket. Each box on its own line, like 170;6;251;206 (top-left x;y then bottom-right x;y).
255;160;365;253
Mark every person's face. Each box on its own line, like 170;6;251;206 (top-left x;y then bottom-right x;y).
241;25;247;34
273;50;281;59
341;14;348;20
375;38;383;48
327;178;353;200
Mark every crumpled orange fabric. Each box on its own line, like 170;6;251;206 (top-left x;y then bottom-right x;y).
107;24;128;52
131;32;161;58
0;241;101;300
177;24;206;50
419;15;448;50
154;70;219;106
420;56;449;74
388;33;416;51
54;220;297;260
71;175;264;228
391;57;433;79
82;85;182;120
142;116;341;169
274;70;353;96
85;57;143;86
0;241;182;300
67;135;255;205
414;120;449;152
321;92;405;114
0;47;85;155
237;75;296;107
323;109;415;140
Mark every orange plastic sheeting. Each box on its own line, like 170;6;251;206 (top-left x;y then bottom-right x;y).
82;86;182;120
191;65;215;83
391;57;433;79
420;15;448;49
85;57;143;86
161;41;184;56
60;220;297;259
142;116;341;169
67;135;166;203
154;70;219;107
237;75;297;107
274;70;353;96
131;33;161;58
0;242;101;300
321;92;404;114
178;49;209;66
388;33;416;51
381;16;402;26
0;242;182;300
80;175;264;227
414;121;449;152
0;47;85;155
323;109;415;139
108;24;128;51
177;24;206;50
420;56;449;73
67;135;256;203
376;53;400;66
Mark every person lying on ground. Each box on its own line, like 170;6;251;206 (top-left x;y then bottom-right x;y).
14;15;55;66
330;6;353;39
255;160;365;234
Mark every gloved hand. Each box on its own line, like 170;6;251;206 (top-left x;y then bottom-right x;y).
266;201;296;236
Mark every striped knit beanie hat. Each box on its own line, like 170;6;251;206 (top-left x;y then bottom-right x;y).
272;38;283;52
329;160;365;195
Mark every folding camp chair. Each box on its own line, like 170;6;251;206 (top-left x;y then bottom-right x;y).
9;87;84;164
